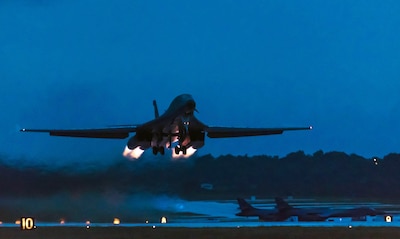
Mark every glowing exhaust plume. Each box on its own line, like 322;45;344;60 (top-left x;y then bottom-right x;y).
172;146;197;159
123;146;145;159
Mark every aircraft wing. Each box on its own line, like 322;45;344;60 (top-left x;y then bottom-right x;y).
205;126;312;138
20;126;138;139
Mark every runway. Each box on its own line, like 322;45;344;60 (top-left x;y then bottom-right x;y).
1;198;400;229
1;220;400;228
2;198;400;239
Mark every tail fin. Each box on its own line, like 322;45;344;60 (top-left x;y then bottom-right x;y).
275;197;292;211
237;198;255;211
153;100;159;118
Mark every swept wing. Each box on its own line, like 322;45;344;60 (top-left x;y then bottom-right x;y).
20;126;137;139
206;126;312;138
20;125;311;139
20;94;312;158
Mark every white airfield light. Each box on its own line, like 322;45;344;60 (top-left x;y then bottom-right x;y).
113;218;121;225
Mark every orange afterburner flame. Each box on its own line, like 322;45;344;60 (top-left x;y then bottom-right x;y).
123;146;145;159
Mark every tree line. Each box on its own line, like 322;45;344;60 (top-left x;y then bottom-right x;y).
1;150;399;200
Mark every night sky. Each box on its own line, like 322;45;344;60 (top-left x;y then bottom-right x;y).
1;0;399;165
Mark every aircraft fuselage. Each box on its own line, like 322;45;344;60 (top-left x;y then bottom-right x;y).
128;94;205;157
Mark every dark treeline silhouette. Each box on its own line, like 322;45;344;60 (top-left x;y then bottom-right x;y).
1;150;400;200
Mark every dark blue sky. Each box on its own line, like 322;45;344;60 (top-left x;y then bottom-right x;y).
1;0;399;164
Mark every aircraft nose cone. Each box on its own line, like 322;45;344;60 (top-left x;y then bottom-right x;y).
186;100;196;110
184;100;196;115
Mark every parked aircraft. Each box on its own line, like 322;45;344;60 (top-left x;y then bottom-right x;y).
236;197;388;221
274;197;332;221
326;207;388;220
20;94;311;159
236;197;327;221
276;197;388;221
236;197;281;221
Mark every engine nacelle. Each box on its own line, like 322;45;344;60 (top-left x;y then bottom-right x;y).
123;135;151;159
127;135;151;150
189;131;205;149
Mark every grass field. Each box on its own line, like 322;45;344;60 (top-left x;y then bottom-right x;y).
1;226;400;239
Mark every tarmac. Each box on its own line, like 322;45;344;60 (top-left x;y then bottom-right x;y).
2;198;400;229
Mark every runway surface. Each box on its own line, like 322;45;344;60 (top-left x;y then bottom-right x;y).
2;198;400;229
1;220;400;228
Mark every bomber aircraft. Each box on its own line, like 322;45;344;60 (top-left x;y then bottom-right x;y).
275;197;389;221
235;197;324;221
236;197;282;221
20;94;311;159
236;197;388;221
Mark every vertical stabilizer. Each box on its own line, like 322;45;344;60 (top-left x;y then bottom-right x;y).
153;100;159;118
275;197;293;211
237;198;255;211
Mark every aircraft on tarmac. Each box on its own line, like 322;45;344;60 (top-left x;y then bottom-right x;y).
236;197;388;221
236;197;282;221
235;197;322;221
20;94;311;159
274;197;333;221
275;197;389;221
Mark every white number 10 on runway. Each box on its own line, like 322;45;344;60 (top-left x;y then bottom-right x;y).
21;217;35;230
